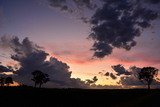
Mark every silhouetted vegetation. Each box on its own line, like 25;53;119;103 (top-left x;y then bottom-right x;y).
31;70;50;88
138;67;158;90
0;77;13;86
0;77;5;86
0;86;160;107
5;77;13;86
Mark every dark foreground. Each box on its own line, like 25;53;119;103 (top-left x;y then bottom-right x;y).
0;86;160;107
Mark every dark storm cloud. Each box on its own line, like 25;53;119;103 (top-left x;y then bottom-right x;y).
89;0;159;58
112;64;131;76
0;35;90;88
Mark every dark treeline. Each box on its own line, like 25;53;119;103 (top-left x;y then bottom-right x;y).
0;87;160;107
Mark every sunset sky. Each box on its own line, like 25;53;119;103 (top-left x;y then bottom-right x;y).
0;0;160;87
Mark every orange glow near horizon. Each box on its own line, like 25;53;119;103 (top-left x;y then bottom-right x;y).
1;40;160;86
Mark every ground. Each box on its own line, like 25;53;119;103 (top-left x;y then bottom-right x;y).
0;86;160;107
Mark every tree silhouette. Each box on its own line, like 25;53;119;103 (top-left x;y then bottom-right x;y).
138;67;158;90
5;77;13;86
31;70;50;88
0;77;5;86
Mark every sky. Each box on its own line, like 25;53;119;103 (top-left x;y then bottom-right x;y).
0;0;160;87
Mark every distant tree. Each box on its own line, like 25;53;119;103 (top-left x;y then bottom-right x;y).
138;67;158;90
31;70;50;88
0;77;5;86
5;77;13;86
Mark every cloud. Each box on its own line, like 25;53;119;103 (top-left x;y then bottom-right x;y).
85;76;98;85
48;0;72;12
119;76;143;86
89;0;159;58
0;35;91;88
129;66;141;75
118;65;160;88
112;64;131;76
145;0;160;4
103;71;117;80
48;0;96;12
0;65;12;72
119;66;141;85
104;72;110;76
47;0;97;23
110;73;117;80
47;0;159;58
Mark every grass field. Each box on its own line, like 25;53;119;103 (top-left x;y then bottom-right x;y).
0;86;159;107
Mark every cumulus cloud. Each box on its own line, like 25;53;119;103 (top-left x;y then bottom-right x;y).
0;35;91;88
89;0;159;58
112;64;131;76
